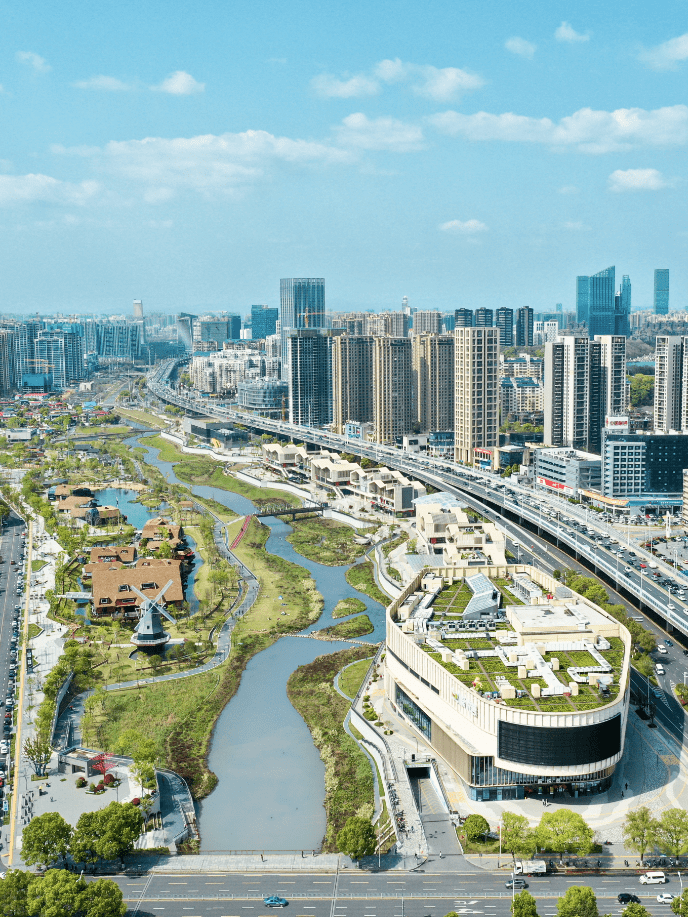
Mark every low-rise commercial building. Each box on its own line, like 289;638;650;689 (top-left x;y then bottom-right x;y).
385;565;630;801
534;448;602;497
91;558;184;618
601;430;688;515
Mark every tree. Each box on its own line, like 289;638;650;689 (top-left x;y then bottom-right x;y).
623;904;652;917
20;812;72;868
630;374;655;408
654;808;688;856
79;877;127;917
556;886;600;917
671;889;688;917
336;816;377;860
94;802;144;865
26;869;85;917
502;812;535;861
70;810;103;866
23;735;53;777
156;541;173;559
91;752;116;782
512;890;539;917
623;807;657;861
536;809;594;858
0;868;32;916
464;813;490;843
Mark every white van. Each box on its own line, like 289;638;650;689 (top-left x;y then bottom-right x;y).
640;872;667;885
656;664;665;676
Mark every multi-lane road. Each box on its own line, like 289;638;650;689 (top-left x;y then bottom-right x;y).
100;869;688;917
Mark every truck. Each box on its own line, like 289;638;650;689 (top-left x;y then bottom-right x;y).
514;859;547;875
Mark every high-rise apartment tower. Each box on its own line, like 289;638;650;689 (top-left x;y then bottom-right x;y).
454;327;499;464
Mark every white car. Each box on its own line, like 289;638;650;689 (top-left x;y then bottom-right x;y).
0;743;8;755
657;646;668;654
657;894;675;904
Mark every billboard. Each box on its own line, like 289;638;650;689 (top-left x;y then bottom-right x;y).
605;415;630;433
537;476;574;496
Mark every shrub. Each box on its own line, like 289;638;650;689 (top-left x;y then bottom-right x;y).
104;773;114;786
96;782;105;792
75;776;87;788
132;797;140;806
89;782;96;792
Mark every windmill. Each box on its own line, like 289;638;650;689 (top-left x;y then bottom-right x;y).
129;579;176;653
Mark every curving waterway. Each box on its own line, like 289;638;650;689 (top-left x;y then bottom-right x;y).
127;433;385;851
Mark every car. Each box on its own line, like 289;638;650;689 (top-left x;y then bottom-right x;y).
618;894;641;904
665;639;674;647
657;646;668;654
506;879;528;890
683;649;688;657
624;567;633;575
657;895;675;904
264;897;289;908
0;743;9;755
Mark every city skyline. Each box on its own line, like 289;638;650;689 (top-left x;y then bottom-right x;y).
0;0;686;314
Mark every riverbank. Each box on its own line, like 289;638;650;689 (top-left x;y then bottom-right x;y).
286;516;370;566
147;435;299;508
345;560;389;607
287;646;376;850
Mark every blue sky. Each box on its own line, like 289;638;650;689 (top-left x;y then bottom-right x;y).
1;0;687;315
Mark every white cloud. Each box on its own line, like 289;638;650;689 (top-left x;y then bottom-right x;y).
558;185;579;194
58;129;351;200
555;22;590;43
505;37;536;59
15;51;51;73
73;75;133;91
640;32;688;70
428;104;688;153
439;218;488;234
334;113;425;151
0;173;99;206
152;71;205;95
314;58;483;103
608;168;667;192
413;65;483;101
311;73;379;98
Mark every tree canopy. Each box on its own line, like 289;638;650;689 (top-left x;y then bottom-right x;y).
512;890;539;917
556;886;600;917
463;813;490;843
20;812;72;868
622;807;656;860
536;809;594;857
336;816;377;860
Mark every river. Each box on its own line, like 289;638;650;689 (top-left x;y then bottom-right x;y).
127;433;386;851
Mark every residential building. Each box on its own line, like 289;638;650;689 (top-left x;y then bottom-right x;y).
35;330;85;390
384;564;630;800
251;305;279;340
373;336;414;442
280;278;326;330
655;269;670;316
544;334;602;453
454;308;473;328
654;336;684;433
286;329;331;426
597;335;627;420
454;326;499;465
500;354;544;381
237;378;288;418
331;335;375;434
475;308;494;328
534;448;602;497
496;308;513;346
91;558;184;618
412;334;454;433
516;306;533;346
500;377;544;415
0;330;17;396
413;311;442;335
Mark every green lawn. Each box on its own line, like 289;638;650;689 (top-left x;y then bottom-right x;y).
339;658;374;699
345;561;388;607
286;517;368;566
315;614;375;640
332;597;367;619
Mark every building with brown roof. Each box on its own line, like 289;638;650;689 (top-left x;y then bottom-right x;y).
141;517;184;550
89;546;137;564
91;558;184;618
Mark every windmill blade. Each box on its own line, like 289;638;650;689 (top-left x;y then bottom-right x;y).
153;579;174;607
159;605;177;625
130;584;149;604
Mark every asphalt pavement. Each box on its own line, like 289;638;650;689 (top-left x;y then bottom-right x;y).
102;869;688;917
